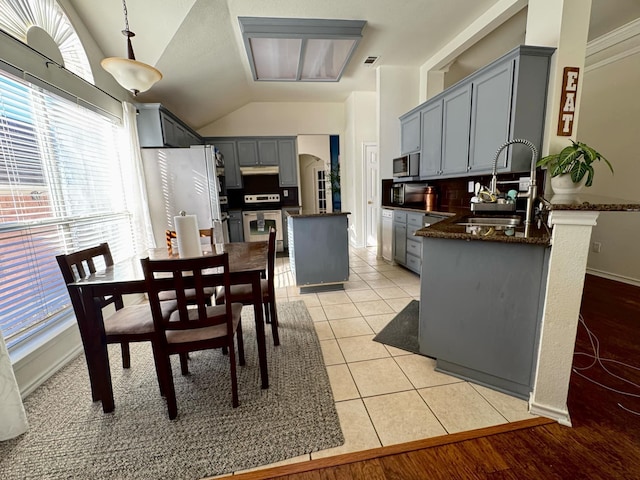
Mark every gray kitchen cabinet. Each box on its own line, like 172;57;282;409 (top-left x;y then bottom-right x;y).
238;139;279;166
440;83;471;177
136;103;202;148
227;209;244;242
212;140;242;189
237;140;259;166
419;100;443;178
277;139;298;187
405;212;425;274
400;110;421;155
469;47;554;175
408;45;554;180
392;210;407;266
288;213;349;288
419;237;550;399
467;58;514;173
257;139;279;166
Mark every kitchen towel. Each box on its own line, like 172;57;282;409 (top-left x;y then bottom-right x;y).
174;214;202;258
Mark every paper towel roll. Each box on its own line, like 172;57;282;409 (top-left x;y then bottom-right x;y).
173;214;202;258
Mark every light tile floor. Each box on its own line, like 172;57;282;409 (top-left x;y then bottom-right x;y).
232;246;536;475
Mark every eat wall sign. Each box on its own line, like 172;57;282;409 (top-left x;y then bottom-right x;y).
557;67;580;136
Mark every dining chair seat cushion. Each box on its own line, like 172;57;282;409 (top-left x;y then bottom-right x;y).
215;280;268;304
165;303;243;344
104;300;177;336
158;287;215;302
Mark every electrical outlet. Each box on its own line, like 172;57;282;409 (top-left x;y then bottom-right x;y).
518;177;531;191
283;190;289;197
592;241;602;253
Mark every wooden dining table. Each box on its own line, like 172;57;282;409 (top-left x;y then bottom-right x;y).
67;242;269;413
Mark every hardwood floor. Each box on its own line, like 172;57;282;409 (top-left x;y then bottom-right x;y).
216;275;640;479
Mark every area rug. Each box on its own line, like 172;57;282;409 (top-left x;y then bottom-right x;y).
373;299;421;354
0;301;344;479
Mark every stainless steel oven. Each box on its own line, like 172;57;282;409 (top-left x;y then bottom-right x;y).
242;194;284;251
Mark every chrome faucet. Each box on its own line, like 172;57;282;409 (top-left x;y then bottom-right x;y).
489;138;539;230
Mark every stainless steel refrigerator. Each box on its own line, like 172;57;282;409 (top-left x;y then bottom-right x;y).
141;145;226;248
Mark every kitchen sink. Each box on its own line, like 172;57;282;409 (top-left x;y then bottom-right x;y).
455;215;521;227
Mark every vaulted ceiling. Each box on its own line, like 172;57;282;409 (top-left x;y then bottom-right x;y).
66;0;640;131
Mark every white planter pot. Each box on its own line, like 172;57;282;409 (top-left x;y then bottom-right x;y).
551;173;586;194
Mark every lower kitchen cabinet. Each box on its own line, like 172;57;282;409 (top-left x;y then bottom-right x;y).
392;211;407;265
393;211;425;274
228;210;244;242
419;237;550;399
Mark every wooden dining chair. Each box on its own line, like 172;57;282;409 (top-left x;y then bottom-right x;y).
142;252;245;419
215;227;279;346
56;243;178;370
165;227;214;255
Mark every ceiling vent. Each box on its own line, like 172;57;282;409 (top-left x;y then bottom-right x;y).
363;55;380;67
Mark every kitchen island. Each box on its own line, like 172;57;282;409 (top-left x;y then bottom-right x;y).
415;193;640;424
287;212;350;292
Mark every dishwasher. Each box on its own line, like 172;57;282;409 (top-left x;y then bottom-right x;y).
381;208;393;261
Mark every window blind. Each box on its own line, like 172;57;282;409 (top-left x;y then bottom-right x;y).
0;68;136;349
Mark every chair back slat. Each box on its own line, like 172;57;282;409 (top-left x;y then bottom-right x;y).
142;253;233;334
56;243;121;310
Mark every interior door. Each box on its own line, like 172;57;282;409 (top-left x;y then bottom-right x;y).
364;143;379;247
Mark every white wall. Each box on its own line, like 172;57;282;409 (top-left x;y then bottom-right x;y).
580;45;640;283
376;66;420;180
343;91;377;247
198;102;345;137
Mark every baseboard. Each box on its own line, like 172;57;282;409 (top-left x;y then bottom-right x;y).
12;321;83;398
528;400;571;427
586;268;640;287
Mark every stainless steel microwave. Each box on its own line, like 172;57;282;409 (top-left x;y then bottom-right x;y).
393;153;420;177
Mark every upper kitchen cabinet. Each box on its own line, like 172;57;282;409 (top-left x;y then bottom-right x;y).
420;100;443;177
440;83;471;177
399;110;421;155
136;103;202;148
409;45;554;180
203;136;299;188
211;140;242;189
277;138;298;187
237;139;279;166
237;139;259;166
468;46;554;174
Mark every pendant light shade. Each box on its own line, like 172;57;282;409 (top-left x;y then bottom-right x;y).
101;57;162;95
101;0;162;95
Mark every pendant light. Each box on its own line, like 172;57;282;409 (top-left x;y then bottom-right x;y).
101;0;162;96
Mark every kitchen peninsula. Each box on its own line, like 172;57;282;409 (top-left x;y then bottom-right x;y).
287;212;350;292
415;193;640;425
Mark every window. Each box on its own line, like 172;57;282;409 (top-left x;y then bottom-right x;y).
0;68;137;349
0;0;94;83
316;169;327;214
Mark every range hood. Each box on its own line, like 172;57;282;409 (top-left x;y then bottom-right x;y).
240;166;279;175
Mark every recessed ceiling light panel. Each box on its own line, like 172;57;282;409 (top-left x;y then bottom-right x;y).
239;17;366;82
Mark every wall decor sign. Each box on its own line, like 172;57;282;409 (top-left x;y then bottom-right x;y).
557;67;580;136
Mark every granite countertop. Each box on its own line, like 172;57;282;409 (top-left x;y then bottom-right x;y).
415;211;551;245
287;211;351;218
545;193;640;211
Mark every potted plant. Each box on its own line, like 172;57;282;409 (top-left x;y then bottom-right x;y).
536;140;613;193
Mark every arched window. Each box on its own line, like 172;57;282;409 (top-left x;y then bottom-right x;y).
0;0;94;83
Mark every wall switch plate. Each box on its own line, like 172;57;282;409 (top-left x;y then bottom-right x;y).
592;241;602;253
283;190;289;197
468;181;475;193
519;177;531;191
